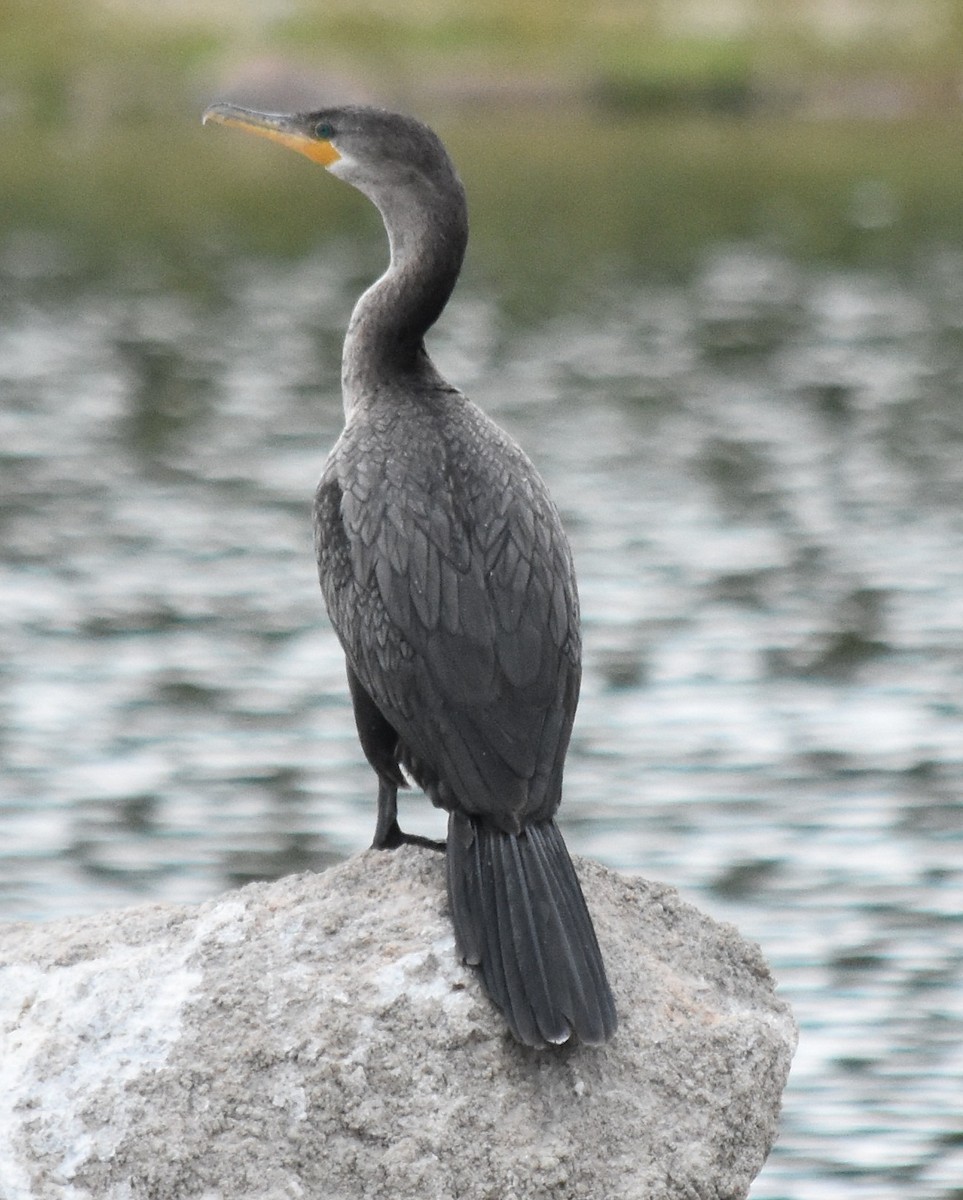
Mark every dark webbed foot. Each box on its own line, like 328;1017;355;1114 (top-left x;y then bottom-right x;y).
371;777;445;851
371;818;446;853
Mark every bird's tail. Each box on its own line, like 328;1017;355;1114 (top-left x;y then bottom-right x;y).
446;811;617;1047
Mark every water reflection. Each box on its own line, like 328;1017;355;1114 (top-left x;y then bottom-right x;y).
1;244;961;1198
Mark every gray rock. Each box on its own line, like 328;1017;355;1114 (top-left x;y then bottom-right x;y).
0;848;795;1200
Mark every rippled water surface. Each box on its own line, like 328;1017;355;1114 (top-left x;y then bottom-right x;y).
2;243;961;1197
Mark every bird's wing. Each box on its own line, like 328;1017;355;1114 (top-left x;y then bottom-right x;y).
314;401;580;828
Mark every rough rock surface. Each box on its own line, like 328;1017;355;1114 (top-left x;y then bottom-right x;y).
0;848;796;1200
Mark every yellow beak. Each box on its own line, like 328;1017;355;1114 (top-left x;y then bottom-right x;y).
202;103;341;167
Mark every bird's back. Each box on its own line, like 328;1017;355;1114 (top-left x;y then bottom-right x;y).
314;385;581;831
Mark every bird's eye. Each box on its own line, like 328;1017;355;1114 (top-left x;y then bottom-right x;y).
315;121;335;140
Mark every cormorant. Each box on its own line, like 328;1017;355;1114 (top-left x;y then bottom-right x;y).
203;101;617;1047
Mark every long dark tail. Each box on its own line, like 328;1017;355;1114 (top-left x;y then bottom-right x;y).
446;811;617;1047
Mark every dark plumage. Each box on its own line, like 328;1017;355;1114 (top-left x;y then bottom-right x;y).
204;101;617;1047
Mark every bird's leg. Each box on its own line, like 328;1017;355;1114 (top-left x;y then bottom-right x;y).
371;776;402;848
371;776;445;852
347;669;445;851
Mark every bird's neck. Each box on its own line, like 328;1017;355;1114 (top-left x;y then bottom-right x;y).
341;193;467;408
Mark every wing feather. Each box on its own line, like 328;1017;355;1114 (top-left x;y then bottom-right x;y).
314;393;580;829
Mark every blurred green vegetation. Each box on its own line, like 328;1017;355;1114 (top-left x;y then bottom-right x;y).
2;0;963;305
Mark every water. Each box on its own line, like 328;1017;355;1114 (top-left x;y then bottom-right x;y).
1;242;961;1197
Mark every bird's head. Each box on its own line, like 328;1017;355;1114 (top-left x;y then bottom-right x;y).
202;103;461;213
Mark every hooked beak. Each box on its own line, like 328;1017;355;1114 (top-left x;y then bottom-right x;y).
202;103;341;168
